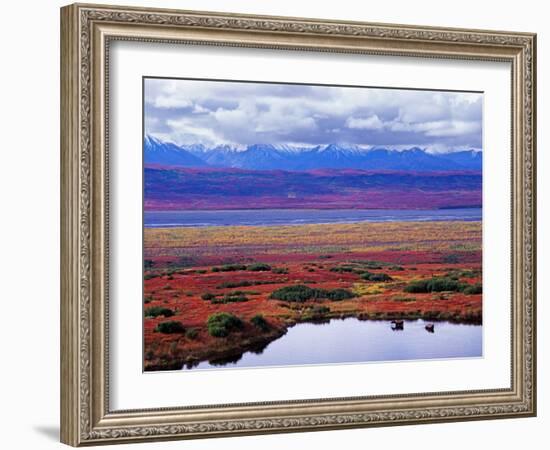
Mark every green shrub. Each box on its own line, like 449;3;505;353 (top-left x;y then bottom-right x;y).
144;259;154;269
269;285;326;302
446;269;479;279
403;279;430;293
352;260;404;270
144;306;174;318
361;272;393;282
427;277;463;292
201;292;216;301
250;314;269;331
269;285;355;302
247;263;272;272
404;277;466;293
330;266;355;273
326;288;356;301
463;283;482;295
273;267;289;274
211;294;249;304
212;264;247;273
155;321;185;334
207;313;243;337
216;280;275;289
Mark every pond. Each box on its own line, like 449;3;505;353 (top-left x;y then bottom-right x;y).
182;318;482;371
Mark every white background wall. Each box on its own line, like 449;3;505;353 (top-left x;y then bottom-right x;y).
0;0;546;449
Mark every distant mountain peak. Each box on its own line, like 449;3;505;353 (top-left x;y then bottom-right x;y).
143;136;482;172
144;135;208;168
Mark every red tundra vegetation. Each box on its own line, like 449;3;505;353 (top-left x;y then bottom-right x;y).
143;220;482;371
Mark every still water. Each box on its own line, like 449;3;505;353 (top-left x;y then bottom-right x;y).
183;318;482;371
146;207;481;228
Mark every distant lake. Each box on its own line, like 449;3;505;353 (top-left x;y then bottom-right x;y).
144;207;481;228
182;318;482;371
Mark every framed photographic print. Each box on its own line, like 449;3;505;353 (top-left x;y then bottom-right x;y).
60;3;537;446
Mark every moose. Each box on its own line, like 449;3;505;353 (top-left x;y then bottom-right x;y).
391;319;404;330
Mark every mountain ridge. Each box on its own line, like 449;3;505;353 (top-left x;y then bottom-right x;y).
144;135;482;172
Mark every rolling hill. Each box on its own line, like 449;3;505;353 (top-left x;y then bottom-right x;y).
144;166;482;211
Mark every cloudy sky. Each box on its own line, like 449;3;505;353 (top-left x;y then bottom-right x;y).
144;78;482;153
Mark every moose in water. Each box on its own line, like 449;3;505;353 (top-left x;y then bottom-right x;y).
391;319;404;330
425;323;435;333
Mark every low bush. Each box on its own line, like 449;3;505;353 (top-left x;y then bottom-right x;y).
326;288;356;301
201;292;216;301
404;277;465;293
273;267;289;274
404;279;432;293
463;283;482;295
211;264;247;272
269;285;326;302
144;306;174;318
207;313;243;337
250;314;269;331
360;272;393;282
353;260;404;271
446;269;479;279
216;280;275;289
211;294;249;304
329;266;355;273
155;321;185;334
247;263;272;272
427;277;463;292
270;285;355;302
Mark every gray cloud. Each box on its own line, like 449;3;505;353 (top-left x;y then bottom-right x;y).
144;78;482;152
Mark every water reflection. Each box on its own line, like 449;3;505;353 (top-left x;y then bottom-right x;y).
182;318;482;371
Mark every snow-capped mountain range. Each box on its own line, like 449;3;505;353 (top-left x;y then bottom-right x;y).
144;135;482;171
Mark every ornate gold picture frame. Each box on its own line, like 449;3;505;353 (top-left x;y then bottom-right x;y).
60;3;536;446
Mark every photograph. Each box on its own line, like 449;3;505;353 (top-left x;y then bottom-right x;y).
56;2;537;446
142;78;484;371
